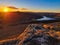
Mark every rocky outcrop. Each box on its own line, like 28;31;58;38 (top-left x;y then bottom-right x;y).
0;24;60;45
18;24;60;45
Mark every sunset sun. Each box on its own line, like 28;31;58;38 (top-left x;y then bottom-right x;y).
4;7;9;12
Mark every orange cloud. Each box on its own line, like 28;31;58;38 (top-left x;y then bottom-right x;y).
8;6;18;9
0;6;18;12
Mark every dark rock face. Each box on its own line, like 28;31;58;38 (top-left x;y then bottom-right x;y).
18;24;60;45
0;23;60;45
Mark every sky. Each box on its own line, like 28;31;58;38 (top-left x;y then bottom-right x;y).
0;0;60;12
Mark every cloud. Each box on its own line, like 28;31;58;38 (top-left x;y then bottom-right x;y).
20;8;28;10
8;6;18;9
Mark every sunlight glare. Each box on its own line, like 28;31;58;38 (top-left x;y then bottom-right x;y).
4;7;8;12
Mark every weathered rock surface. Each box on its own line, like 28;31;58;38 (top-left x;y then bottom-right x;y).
0;24;60;45
18;24;60;45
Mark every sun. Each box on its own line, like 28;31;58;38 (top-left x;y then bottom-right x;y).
3;7;9;12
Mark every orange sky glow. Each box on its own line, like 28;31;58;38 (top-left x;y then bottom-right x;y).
0;6;60;13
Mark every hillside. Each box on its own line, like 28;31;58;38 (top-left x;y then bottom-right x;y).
0;23;60;45
0;12;60;40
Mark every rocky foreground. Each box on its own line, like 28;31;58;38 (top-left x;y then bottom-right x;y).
0;23;60;45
